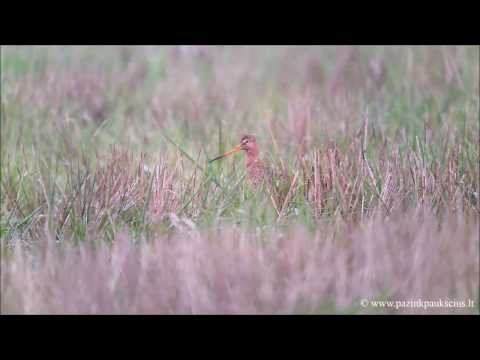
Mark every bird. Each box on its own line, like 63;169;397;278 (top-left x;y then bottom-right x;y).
209;134;298;217
209;134;266;187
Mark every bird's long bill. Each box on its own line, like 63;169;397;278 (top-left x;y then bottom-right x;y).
209;145;242;163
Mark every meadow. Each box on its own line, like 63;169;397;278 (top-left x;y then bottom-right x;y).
1;45;478;314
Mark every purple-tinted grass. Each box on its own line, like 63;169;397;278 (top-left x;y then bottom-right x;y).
2;207;477;314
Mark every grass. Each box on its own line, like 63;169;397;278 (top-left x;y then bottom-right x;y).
1;45;479;314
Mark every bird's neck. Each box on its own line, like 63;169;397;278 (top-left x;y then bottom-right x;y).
245;150;260;167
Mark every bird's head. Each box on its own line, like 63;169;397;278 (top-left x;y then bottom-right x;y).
239;134;258;154
209;134;259;163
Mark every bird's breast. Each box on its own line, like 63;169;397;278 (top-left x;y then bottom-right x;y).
246;159;265;187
